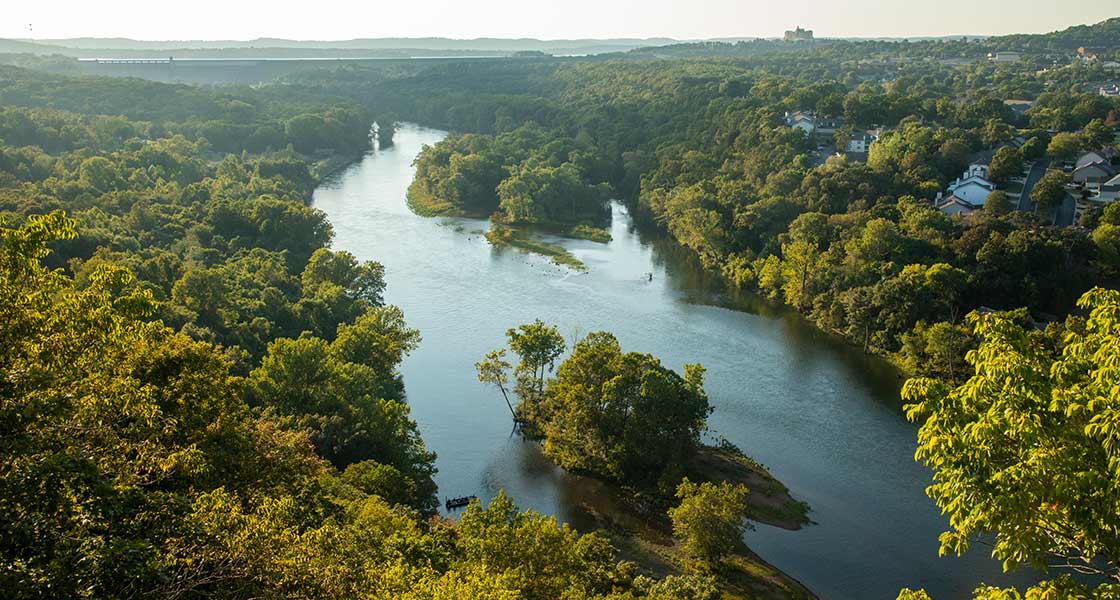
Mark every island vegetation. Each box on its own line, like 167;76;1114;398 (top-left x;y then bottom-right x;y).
2;16;1120;600
477;322;812;596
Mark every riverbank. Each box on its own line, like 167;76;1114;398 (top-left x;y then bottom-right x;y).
405;184;469;217
313;123;1036;598
561;443;814;599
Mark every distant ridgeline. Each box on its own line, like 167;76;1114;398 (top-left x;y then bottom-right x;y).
273;17;1120;384
2;16;1120;599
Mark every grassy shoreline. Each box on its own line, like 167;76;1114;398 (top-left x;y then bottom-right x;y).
405;184;472;218
526;443;814;599
484;224;588;270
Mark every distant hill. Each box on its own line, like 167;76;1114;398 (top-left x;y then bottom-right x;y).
2;37;682;58
987;17;1120;50
4;18;1118;63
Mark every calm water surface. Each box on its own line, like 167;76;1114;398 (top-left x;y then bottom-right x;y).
312;124;1035;600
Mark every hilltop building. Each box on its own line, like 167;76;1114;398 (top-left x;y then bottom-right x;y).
987;51;1023;63
784;26;814;42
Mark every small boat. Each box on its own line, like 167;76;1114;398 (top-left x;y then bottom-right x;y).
445;495;477;510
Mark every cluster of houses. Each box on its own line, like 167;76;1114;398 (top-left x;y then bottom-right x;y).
1072;148;1120;203
783;111;884;154
933;145;1120;224
785;111;842;135
1078;47;1120;71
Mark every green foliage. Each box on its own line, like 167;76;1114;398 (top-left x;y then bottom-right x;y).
903;288;1120;592
544;331;711;485
504;319;566;414
341;52;1112;368
1046;132;1084;161
409;125;610;227
984;190;1012;216
1030;170;1069;220
668;478;752;567
0;213;329;597
987;147;1023;186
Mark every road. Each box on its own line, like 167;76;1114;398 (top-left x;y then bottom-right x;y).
1017;159;1049;213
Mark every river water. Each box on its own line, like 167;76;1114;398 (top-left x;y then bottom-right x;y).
312;123;1036;599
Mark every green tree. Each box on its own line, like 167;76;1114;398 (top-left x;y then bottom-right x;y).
302;247;386;306
1092;223;1120;277
1082;118;1115;149
987;147;1023;186
1030;170;1069;221
537;332;711;484
1046;132;1083;162
981;118;1014;148
78;155;120;192
902;289;1120;595
668;478;752;568
340;460;417;507
983;190;1013;216
504;320;565;407
476;348;516;418
922;321;970;381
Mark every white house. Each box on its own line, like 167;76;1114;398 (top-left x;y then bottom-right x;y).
947;178;996;206
846;129;882;153
938;161;997;215
785;111;816;133
784;111;844;135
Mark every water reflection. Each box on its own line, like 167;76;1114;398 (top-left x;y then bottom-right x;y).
312;123;1038;600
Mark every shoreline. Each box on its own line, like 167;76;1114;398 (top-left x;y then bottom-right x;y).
535;443;816;599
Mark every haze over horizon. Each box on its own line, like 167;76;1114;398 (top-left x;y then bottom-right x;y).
5;0;1117;42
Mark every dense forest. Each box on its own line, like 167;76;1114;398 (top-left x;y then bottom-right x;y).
0;64;738;598
285;22;1120;382
3;16;1120;600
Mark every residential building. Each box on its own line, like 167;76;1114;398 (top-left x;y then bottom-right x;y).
785;110;816;133
1101;84;1120;98
1076;149;1116;169
784;111;843;135
1090;173;1120;203
937;161;997;216
988;51;1023;63
846;129;882;153
936;194;981;217
1003;100;1033;122
1072;160;1116;185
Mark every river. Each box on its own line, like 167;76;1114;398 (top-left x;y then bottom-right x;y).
311;123;1036;599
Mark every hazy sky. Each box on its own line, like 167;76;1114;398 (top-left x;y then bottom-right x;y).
5;0;1117;40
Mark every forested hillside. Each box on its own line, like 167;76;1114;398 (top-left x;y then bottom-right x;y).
0;66;733;599
285;50;1120;381
3;18;1120;599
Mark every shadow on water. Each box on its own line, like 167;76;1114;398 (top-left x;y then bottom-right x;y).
630;210;907;410
313;123;1044;600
